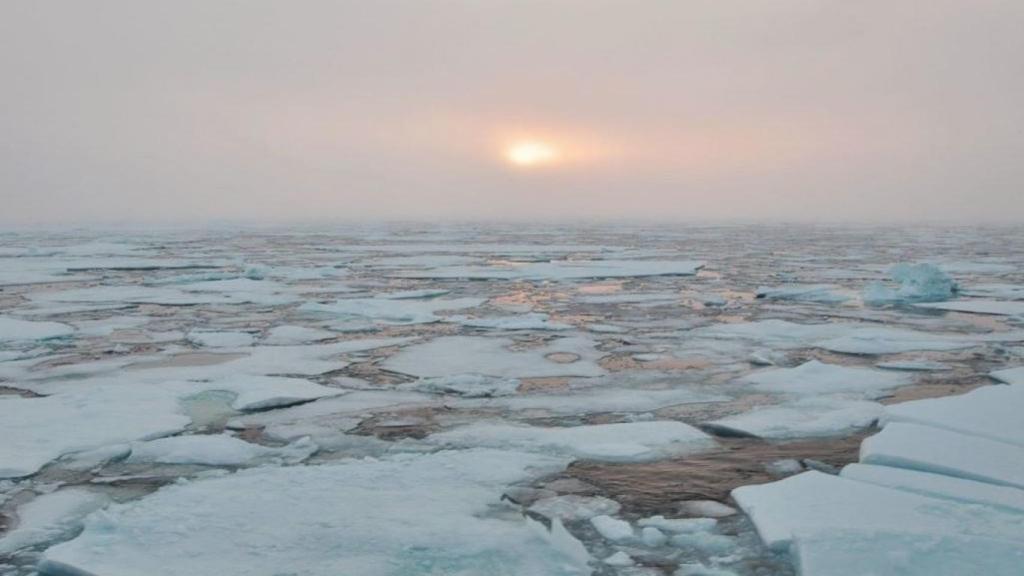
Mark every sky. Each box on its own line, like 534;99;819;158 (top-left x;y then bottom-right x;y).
2;0;1023;225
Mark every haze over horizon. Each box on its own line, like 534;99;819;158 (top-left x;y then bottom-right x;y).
3;1;1023;225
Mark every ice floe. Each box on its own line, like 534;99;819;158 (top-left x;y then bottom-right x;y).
736;360;911;398
0;317;74;342
0;488;110;555
841;463;1024;514
528;495;622;521
755;284;848;303
383;335;606;378
126;434;317;466
298;296;484;324
454;313;573;331
860;422;1024;489
426;421;715;462
41;450;590;576
263;325;337;345
705;397;883;439
884;383;1024;447
915;299;1024;316
863;263;957;305
393;259;704;281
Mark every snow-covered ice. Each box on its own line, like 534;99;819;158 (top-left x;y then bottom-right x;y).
736;360;911;398
40;450;590;576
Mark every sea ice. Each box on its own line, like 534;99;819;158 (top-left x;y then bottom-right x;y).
755;284;848;303
876;360;951;371
0;488;109;555
736;360;911;398
914;299;1024;316
840;463;1024;514
883;383;1024;447
403;374;521;397
383;335;606;379
705;397;883;439
863;263;957;305
187;330;255;348
457;386;728;416
960;283;1024;300
40;449;590;576
454;313;573;331
731;471;1024;550
393;259;704;281
860;422;1024;489
991;366;1024;385
425;421;715;462
0;388;190;478
263;325;337;345
793;530;1024;576
0;317;74;342
126;434;317;466
590;515;634;541
298;296;485;324
528;495;622;521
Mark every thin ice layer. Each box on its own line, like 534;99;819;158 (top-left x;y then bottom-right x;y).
41;450;590;576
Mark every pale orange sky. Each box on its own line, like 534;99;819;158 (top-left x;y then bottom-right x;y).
2;1;1023;224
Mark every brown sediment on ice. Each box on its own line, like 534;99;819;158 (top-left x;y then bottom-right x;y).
600;354;711;372
562;434;867;515
879;377;988;404
516;377;571;393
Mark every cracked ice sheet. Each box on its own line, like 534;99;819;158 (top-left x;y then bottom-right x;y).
392;259;704;280
383;335;606;378
425;421;715;462
736;360;912;398
731;471;1024;551
690;319;1024;355
915;299;1024;316
883;383;1024;448
41;450;591;576
860;422;1024;489
705;397;884;439
298;296;485;324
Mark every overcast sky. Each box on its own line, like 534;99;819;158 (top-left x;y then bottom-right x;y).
2;1;1023;225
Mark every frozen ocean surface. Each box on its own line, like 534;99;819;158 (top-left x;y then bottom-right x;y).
0;223;1022;575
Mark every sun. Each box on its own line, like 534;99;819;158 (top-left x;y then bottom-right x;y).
505;140;560;167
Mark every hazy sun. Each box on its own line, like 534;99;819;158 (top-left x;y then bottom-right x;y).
505;140;560;167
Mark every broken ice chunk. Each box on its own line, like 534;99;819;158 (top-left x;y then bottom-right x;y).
863;263;957;305
528;495;621;521
590;515;634;541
